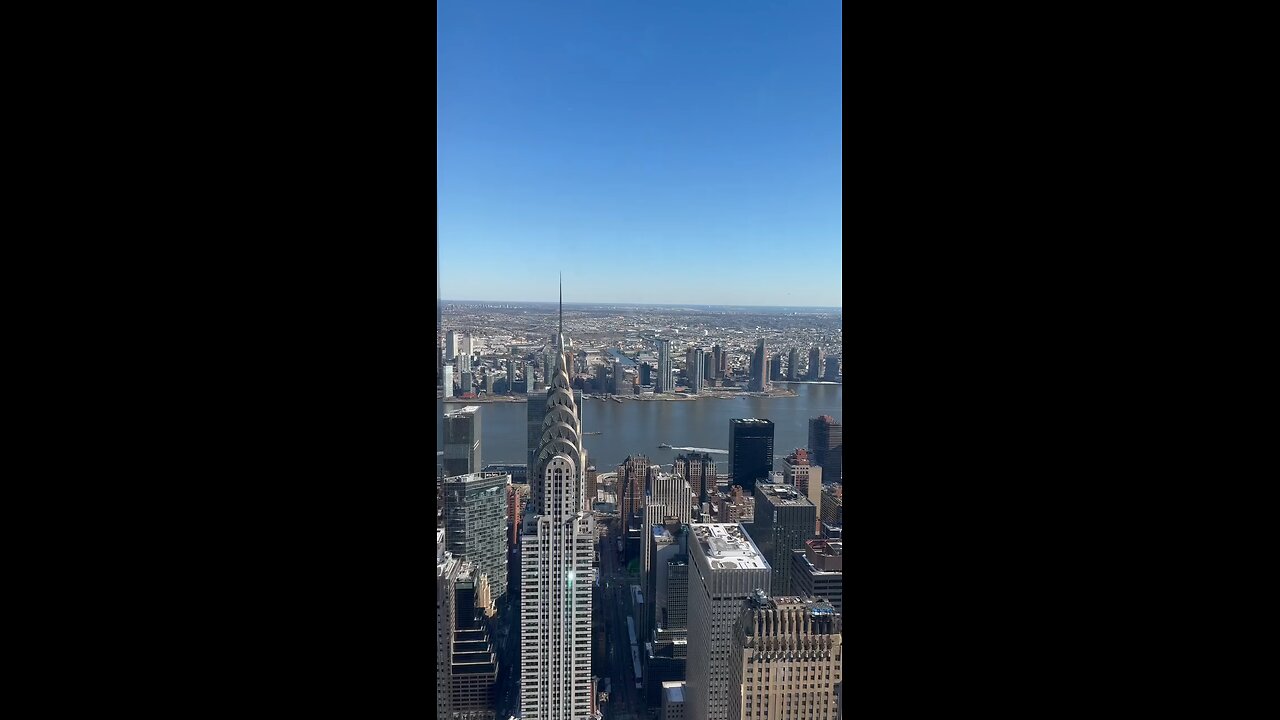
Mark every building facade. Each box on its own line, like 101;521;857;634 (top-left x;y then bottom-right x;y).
656;338;674;393
791;539;843;615
686;523;772;720
729;418;775;493
783;449;824;534
746;482;817;597
807;346;822;381
519;308;595;720
749;340;768;392
727;593;842;720
787;347;799;381
674;452;718;504
443;471;510;602
444;406;482;477
808;416;843;484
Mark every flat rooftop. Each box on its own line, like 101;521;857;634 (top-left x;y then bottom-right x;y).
444;406;481;415
691;523;767;570
757;483;814;507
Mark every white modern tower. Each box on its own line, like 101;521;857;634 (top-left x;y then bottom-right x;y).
686;523;772;720
520;278;595;720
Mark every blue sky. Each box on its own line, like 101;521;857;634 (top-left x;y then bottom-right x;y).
438;1;842;307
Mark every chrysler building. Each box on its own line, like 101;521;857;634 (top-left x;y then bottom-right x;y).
519;278;595;720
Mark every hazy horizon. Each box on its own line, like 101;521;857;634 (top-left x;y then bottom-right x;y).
440;297;840;310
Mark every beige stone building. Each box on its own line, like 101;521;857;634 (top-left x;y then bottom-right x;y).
728;593;842;720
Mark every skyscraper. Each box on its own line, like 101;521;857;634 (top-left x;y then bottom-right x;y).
712;345;724;380
507;358;516;395
808;416;843;484
820;484;843;530
729;418;775;493
618;454;651;530
447;330;460;362
824;355;840;381
783;449;823;534
444;365;455;398
438;530;460;717
790;539;843;615
746;482;816;597
728;593;843;720
787;347;799;381
686;523;771;720
651;471;693;525
520;283;595;720
689;348;704;394
613;360;625;395
527;380;544;471
749;339;768;392
443;470;510;602
451;562;499;716
646;523;689;705
704;352;716;386
807;346;822;381
768;353;782;382
443;406;482;477
656;338;674;393
674;452;717;504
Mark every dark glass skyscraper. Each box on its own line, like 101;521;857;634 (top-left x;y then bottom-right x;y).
728;418;774;492
749;339;768;392
809;415;843;483
443;405;482;477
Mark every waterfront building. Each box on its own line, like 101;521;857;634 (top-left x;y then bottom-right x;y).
656;338;674;393
461;370;473;395
787;347;799;381
443;406;482;477
686;523;772;720
749;340;768;392
768;353;782;382
519;287;595;720
791;539;843;615
808;416;843;484
824;355;840;381
640;362;652;386
443;471;510;602
729;418;775;493
746;483;816;597
807;346;822;381
727;593;843;720
689;348;704;394
444;364;455;398
507;358;516;394
705;352;716;386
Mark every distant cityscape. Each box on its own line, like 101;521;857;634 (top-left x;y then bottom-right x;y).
437;301;842;402
437;295;843;720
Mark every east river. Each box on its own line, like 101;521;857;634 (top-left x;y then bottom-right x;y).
438;383;842;473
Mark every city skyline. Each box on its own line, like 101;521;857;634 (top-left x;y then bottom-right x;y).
438;1;842;307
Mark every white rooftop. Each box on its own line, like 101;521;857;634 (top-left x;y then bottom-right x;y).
691;523;767;570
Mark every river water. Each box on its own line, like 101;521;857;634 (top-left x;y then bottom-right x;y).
438;383;842;474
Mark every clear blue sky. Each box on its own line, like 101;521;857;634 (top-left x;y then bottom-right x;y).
438;1;842;307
